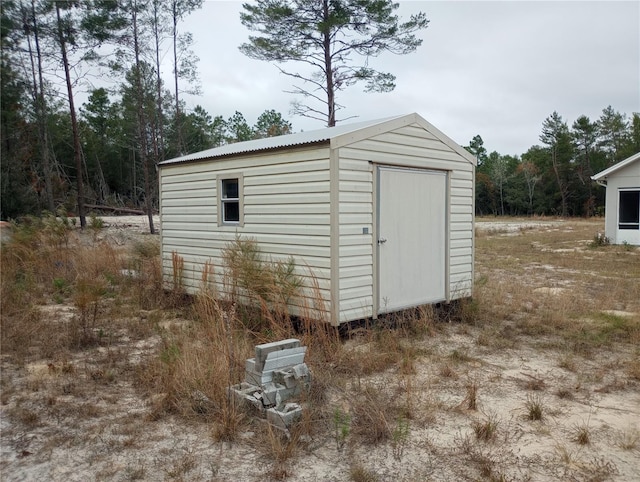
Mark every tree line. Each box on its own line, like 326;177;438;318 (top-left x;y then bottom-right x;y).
1;1;638;224
468;107;639;217
0;0;292;225
1;0;434;226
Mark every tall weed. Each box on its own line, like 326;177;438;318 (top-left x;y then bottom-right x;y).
222;236;302;333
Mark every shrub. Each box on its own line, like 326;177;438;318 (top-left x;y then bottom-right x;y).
222;236;302;332
89;214;104;230
590;232;610;247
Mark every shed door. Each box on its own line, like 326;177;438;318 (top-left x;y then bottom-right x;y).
377;167;447;314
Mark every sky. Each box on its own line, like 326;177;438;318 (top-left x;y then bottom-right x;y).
178;1;640;156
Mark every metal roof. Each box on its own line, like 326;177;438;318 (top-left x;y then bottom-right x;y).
591;151;640;182
160;115;403;166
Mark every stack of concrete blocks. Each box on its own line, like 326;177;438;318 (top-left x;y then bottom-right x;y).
229;338;311;431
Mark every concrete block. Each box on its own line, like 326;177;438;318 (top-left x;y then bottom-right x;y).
261;383;301;408
293;363;310;380
266;403;302;431
254;339;300;371
262;346;307;372
273;370;296;389
245;369;272;386
228;382;264;412
228;339;311;426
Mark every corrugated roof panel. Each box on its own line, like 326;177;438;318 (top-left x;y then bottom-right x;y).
160;116;402;166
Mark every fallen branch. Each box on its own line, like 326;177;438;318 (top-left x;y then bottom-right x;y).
84;204;157;215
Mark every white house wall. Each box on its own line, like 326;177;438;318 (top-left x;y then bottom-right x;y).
336;123;474;323
603;160;640;244
160;146;333;319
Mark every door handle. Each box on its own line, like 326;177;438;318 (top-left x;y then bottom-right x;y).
378;238;387;245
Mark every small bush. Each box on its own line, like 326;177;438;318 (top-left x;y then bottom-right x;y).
556;388;574;400
89;214;104;230
260;424;299;480
128;240;163;310
333;408;351;450
222;236;302;333
141;292;251;432
392;415;410;460
132;239;160;259
616;429;639;450
590;232;610;247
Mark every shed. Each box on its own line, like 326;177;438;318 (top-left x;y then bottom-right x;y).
592;152;640;245
158;113;476;325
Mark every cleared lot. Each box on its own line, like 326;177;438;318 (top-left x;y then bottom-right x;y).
1;216;638;481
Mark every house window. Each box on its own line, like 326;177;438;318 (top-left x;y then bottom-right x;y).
218;174;244;226
619;190;639;230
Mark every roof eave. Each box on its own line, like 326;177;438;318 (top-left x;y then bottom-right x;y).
159;139;329;167
591;151;640;181
330;113;477;166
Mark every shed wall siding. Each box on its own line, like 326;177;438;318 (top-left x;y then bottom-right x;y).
337;123;474;321
160;147;332;318
336;154;374;322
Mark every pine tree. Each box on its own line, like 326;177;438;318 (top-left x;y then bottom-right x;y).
240;0;428;126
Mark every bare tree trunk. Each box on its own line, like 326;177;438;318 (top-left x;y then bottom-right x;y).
93;153;109;204
322;0;335;127
132;1;155;234
551;147;568;217
24;1;55;212
172;0;183;153
152;0;166;162
55;3;86;228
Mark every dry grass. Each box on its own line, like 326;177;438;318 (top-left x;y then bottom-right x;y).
463;379;479;411
2;216;639;481
525;394;544;421
350;384;394;444
571;421;591;445
258;423;302;480
349;464;380;482
472;412;499;442
616;429;640;451
140;293;253;433
1;216;161;363
474;218;640;350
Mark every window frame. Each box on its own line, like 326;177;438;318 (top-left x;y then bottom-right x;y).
618;189;640;230
217;174;244;227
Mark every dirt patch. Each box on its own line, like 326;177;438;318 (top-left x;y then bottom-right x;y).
475;219;565;234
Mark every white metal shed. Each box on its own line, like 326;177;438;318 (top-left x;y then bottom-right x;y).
592;152;640;245
158;113;476;325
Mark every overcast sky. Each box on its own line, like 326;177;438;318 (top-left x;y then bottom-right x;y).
179;1;640;156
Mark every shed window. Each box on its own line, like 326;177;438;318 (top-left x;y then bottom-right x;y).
619;190;639;230
218;175;244;226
